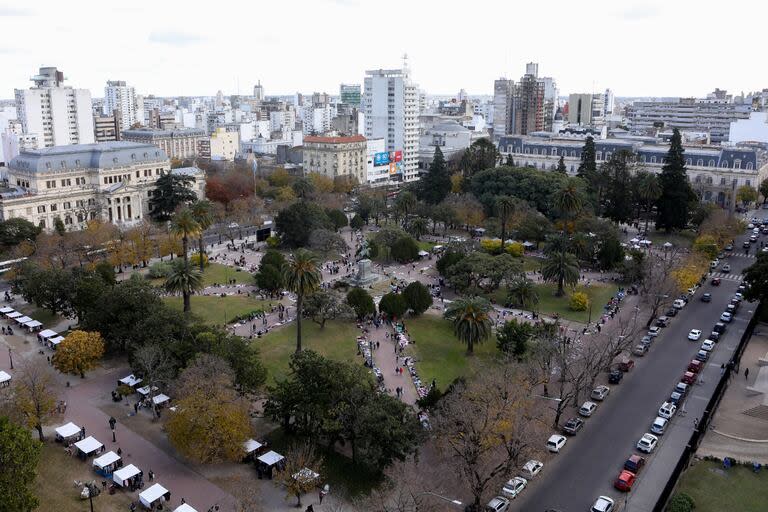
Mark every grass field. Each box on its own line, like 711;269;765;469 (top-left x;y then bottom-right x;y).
404;315;497;392
258;319;361;384
149;262;253;288
522;255;544;272
164;294;270;326
35;442;134;512
417;240;435;252
675;459;768;512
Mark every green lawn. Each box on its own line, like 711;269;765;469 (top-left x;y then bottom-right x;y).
417;240;435;251
534;282;618;323
149;262;253;287
675;459;768;512
404;315;497;392
258;320;361;384
164;294;270;326
522;255;544;272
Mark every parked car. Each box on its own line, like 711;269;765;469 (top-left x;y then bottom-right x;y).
486;496;510;512
658;402;677;419
688;329;702;341
714;322;727;334
579;401;598;417
636;433;659;453
624;454;646;473
651;416;668;435
725;244;734;251
682;371;697;385
613;470;636;492
640;335;653;347
546;435;567;453
519;460;543;480
591;496;615;512
701;293;712;302
726;303;737;315
688;360;704;373
709;331;721;341
674;382;689;399
701;339;716;352
619;359;635;372
696;349;710;362
656;316;670;327
633;344;649;356
501;477;527;499
562;417;584;435
743;241;751;249
720;312;733;323
665;307;678;317
647;326;662;337
673;299;686;309
711;277;721;286
591;385;610;401
723;264;731;273
609;369;624;384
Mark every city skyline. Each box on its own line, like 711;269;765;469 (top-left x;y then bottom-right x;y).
0;0;765;99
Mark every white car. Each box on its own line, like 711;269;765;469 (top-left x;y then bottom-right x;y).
673;299;686;309
658;401;677;419
501;476;527;498
648;326;662;337
546;434;567;453
486;496;510;512
591;496;615;512
701;339;716;352
519;459;543;480
688;329;702;341
579;401;598;417
650;416;669;435
591;385;610;401
720;312;733;323
637;433;659;453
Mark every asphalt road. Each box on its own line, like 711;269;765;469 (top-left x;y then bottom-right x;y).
514;231;757;512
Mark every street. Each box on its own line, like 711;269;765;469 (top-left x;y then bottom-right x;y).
514;232;756;511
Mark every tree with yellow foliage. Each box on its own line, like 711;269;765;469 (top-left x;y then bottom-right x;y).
307;172;335;194
52;330;105;378
166;354;252;464
692;234;719;260
11;361;60;441
672;254;708;292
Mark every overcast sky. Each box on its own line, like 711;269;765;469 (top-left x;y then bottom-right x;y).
1;0;764;100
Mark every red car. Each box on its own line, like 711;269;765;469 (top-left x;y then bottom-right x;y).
711;278;721;286
687;360;703;374
619;359;635;372
682;371;697;385
614;470;636;491
624;454;645;473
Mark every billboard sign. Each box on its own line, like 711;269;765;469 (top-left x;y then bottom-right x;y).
393;151;403;162
374;152;390;166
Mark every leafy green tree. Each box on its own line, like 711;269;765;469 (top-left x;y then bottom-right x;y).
495;196;516;250
460;138;500;177
554;178;584;221
417;146;452;204
379;292;408;318
0;416;42;512
505;154;515;166
283;249;321;352
190;200;214;273
542;251;580;296
394;191;417;220
70;270;109;321
634;170;662;232
0;218;40;249
405;217;429;240
149;172;198;222
53;217;66;236
496;319;533;359
308;229;348;256
556;155;567;174
667;493;695;512
470;167;570;218
255;263;284;296
444;297;493;355
346;287;376;319
350;214;365;231
275;202;333;247
603;150;635;224
506;277;539;311
760;178;768;204
736;185;758;205
292;177;315;199
743;253;768;303
656;128;696;231
302;290;354;328
390;236;419;263
515;212;553;249
164;260;204;313
402;281;433;316
326;208;349;232
576;136;596;178
436;250;464;276
597;235;625;270
171;206;201;267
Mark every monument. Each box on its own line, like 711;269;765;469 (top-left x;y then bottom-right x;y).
350;240;381;287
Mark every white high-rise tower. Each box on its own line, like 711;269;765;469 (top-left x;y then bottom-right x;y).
363;56;420;182
14;67;94;148
104;80;137;129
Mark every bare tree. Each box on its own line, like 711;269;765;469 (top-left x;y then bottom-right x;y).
132;343;175;419
275;440;325;508
639;248;682;326
10;361;60;441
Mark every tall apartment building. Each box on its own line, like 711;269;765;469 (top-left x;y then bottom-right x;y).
363;66;419;182
492;78;515;140
209;127;239;161
302;104;333;135
104;80;137;130
303;135;367;183
121;127;207;160
340;84;362;106
626;98;752;143
253;81;264;102
14;67;94;148
568;93;605;126
1;120;38;164
514;71;544;135
93;113;121;142
604;89;615;115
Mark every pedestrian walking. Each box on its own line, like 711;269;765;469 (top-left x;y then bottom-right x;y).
693;418;699;429
720;364;725;376
746;367;750;380
117;447;122;457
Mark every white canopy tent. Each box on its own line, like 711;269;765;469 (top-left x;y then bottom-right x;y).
74;436;103;456
6;311;21;319
417;250;429;258
139;483;169;508
93;451;121;470
14;315;32;325
24;319;42;330
292;467;320;485
152;393;170;406
55;422;81;440
173;504;198;512
257;450;284;467
38;329;57;342
243;439;263;455
113;464;141;487
49;336;65;348
136;385;158;396
119;374;142;387
0;307;14;314
0;370;11;387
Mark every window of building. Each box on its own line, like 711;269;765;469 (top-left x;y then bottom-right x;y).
709;159;715;166
697;159;703;166
63;202;71;210
734;160;741;169
37;205;46;213
650;156;656;164
746;180;751;187
596;151;602;160
747;162;754;170
720;177;726;185
50;204;57;212
721;161;728;168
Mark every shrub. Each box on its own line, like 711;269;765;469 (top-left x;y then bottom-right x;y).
347;287;376;319
148;261;173;279
505;241;525;257
437;251;464;275
569;291;589;311
667;493;695;512
480;238;502;255
390;236;419;263
189;252;209;268
402;281;432;316
379;292;408;318
266;235;280;248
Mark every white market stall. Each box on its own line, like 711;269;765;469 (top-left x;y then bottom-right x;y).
0;370;10;387
48;336;65;349
152;393;170;407
139;483;170;509
136;385;158;397
23;319;42;332
5;311;21;320
74;436;103;459
0;307;14;314
256;450;285;479
118;374;142;388
113;463;142;488
292;467;320;486
14;315;32;326
243;438;263;461
93;451;121;476
173;504;198;512
37;329;57;344
55;421;82;444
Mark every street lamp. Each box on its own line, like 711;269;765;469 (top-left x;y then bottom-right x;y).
419;491;463;508
8;347;12;370
533;395;562;403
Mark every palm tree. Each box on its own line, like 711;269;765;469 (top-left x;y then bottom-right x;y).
395;191;417;223
541;251;580;297
443;297;492;355
507;277;539;312
406;217;429;240
190;200;214;273
171;207;201;268
637;172;661;233
283;249;321;353
164;261;204;313
553;179;583;223
496;196;516;250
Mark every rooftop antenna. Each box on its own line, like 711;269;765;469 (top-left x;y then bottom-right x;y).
402;53;410;79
